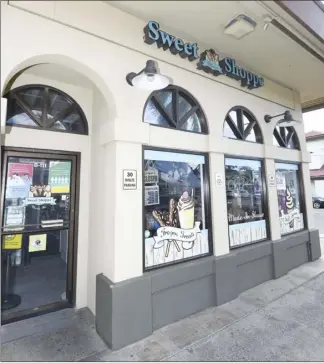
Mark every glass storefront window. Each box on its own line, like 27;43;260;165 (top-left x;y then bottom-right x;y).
225;158;267;248
275;163;304;235
143;149;211;270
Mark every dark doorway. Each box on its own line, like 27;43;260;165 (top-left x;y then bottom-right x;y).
1;148;80;324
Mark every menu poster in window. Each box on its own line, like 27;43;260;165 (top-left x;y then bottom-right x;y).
29;234;47;252
6;163;33;198
4;206;25;230
49;161;71;193
145;185;160;206
144;169;159;184
276;173;286;191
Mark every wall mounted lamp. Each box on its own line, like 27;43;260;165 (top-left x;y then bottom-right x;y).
126;60;170;91
264;110;299;127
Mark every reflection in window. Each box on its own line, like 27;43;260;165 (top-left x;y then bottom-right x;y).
5;85;88;135
276;163;304;235
6;102;39;127
225;158;267;248
143;86;208;134
273;126;299;149
223;107;262;143
143;149;211;270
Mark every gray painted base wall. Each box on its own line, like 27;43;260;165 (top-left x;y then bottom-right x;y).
96;229;321;350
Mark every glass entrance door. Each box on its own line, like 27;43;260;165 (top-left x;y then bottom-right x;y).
1;149;78;324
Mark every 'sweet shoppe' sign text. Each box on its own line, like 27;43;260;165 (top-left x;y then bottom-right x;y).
143;20;264;89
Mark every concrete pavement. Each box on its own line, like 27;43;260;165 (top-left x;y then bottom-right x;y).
1;239;324;362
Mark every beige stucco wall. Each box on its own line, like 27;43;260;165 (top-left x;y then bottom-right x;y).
0;1;314;315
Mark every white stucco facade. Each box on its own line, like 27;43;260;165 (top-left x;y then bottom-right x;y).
1;1;315;316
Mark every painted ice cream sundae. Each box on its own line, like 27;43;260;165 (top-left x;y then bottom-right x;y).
152;198;181;257
285;187;294;210
285;187;295;229
178;191;195;229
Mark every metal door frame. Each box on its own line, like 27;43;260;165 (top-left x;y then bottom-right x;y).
1;146;81;324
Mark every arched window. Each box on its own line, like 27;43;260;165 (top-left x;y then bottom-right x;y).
273;125;299;150
5;85;88;135
143;85;208;134
223;106;262;143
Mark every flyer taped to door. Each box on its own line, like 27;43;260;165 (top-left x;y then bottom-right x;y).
29;234;47;252
2;234;23;250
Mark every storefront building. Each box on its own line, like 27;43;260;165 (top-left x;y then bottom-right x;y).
1;0;323;350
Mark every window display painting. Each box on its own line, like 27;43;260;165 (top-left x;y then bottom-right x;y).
225;158;267;248
276;163;304;235
144;150;210;269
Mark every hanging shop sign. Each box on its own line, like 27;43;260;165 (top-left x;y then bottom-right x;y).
2;234;23;250
143;20;264;89
23;197;56;206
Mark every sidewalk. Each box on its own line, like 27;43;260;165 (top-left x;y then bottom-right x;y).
2;239;324;362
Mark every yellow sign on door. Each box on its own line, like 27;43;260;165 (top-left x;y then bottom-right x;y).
2;234;23;250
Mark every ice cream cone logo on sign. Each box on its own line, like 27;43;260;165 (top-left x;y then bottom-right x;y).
152;190;201;257
197;49;223;76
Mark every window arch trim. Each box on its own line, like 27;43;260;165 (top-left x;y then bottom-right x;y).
142;85;209;135
272;125;300;150
223;105;263;144
5;84;89;135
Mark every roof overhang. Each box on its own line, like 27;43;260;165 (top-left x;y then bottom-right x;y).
106;0;324;105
